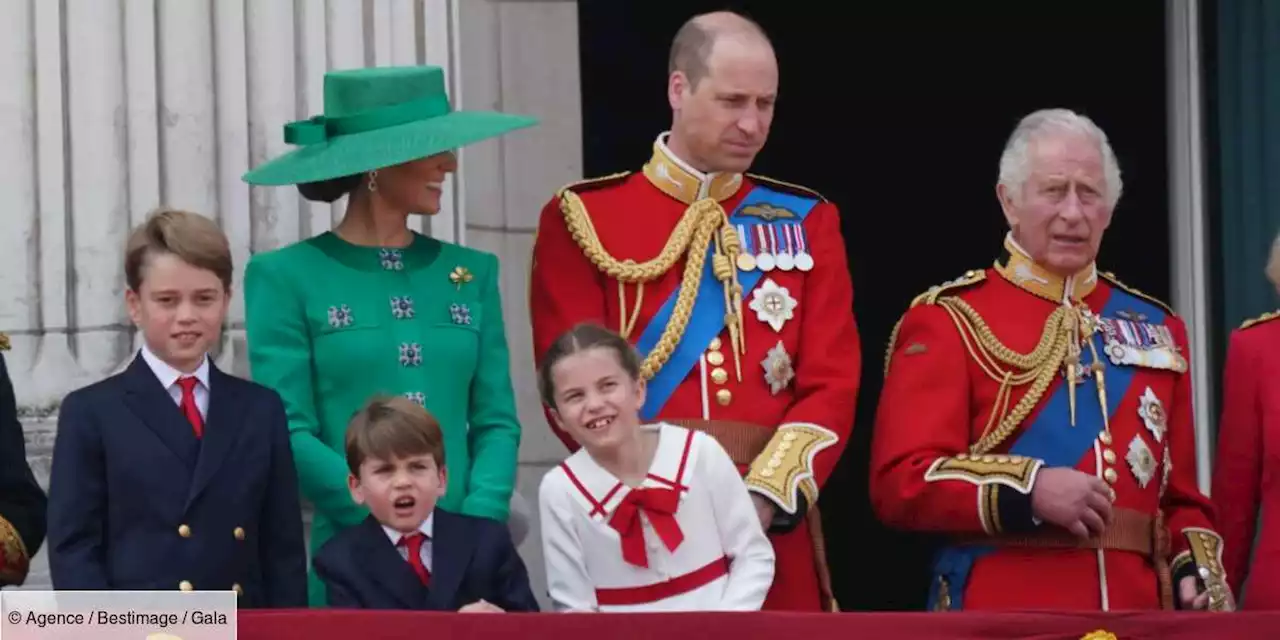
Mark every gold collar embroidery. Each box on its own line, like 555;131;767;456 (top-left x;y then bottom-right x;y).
641;133;743;204
994;233;1097;304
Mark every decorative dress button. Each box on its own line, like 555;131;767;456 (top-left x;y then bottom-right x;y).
178;524;191;538
379;249;404;271
707;351;725;366
450;303;472;325
1103;468;1118;484
399;343;423;367
709;338;722;351
1103;449;1117;464
179;580;193;592
715;389;732;406
711;368;728;384
327;305;353;328
233;527;245;541
232;583;243;596
390;296;415;319
1098;432;1113;446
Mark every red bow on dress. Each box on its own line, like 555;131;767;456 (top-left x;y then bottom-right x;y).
607;487;685;568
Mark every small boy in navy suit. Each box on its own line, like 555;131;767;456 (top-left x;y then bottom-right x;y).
313;395;538;612
46;208;307;606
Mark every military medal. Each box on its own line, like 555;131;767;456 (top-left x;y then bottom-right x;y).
1125;434;1156;489
755;225;775;271
748;278;797;332
773;225;794;271
793;223;814;271
761;340;795;394
735;224;756;271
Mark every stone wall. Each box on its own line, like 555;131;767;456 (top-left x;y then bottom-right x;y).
3;0;583;609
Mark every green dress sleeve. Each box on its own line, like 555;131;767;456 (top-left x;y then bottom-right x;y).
243;252;368;528
460;252;522;521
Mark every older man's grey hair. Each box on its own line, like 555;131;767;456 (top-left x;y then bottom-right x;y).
997;109;1124;209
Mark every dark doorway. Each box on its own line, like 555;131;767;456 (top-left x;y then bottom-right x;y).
578;1;1170;611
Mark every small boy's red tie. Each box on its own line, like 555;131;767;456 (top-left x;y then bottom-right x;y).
177;376;203;438
399;532;431;586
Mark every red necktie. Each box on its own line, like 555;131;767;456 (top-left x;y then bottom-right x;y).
177;376;203;438
398;533;431;585
607;487;684;568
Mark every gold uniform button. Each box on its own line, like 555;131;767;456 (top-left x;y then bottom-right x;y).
715;389;732;406
232;583;243;596
707;351;725;366
179;580;193;592
1098;432;1113;446
1103;468;1118;484
1103;449;1117;464
710;368;728;384
233;527;245;541
178;524;191;538
709;338;722;351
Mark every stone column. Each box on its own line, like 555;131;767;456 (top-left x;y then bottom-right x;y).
459;0;584;611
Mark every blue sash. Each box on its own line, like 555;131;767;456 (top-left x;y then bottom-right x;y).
635;185;819;420
927;287;1167;610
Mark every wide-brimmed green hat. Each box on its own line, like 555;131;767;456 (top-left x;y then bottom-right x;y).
242;65;537;186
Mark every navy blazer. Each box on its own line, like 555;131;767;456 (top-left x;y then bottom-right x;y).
46;353;307;607
313;510;539;612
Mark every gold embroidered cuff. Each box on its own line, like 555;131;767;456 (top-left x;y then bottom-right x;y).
1183;527;1235;611
0;514;30;585
923;453;1043;493
744;422;839;515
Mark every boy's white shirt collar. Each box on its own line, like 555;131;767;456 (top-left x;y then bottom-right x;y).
140;342;211;391
383;510;434;543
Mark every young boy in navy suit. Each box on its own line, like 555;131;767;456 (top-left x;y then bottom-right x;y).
313;395;538;612
46;208;307;607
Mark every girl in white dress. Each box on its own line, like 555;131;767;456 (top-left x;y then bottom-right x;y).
536;323;775;612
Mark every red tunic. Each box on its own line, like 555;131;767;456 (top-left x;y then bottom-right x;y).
528;136;861;611
1213;310;1280;609
870;237;1228;611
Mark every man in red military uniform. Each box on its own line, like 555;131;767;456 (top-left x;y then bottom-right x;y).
529;11;860;612
1212;237;1280;609
870;108;1232;612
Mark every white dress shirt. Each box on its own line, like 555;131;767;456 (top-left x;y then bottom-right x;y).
139;343;210;420
383;512;435;572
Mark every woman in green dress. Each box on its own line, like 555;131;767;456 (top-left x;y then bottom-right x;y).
240;65;537;606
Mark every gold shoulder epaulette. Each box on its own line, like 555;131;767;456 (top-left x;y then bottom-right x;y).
911;269;987;307
1099;271;1175;315
0;332;9;351
555;171;632;198
1240;310;1280;330
745;173;828;202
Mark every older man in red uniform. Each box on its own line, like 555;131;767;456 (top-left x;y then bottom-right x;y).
871;108;1232;612
528;11;860;612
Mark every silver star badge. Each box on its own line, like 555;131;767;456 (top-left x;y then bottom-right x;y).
1137;387;1167;442
1127;435;1157;489
748;278;797;333
761;340;794;395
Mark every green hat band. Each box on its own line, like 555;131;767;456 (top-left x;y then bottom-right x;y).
283;94;451;146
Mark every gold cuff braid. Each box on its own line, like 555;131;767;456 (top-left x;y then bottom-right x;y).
923;453;1042;493
1183;527;1235;611
0;514;30;585
558;190;747;381
744;423;839;514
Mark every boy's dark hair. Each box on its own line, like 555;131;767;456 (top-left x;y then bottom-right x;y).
345;395;446;475
124;208;233;292
537;322;642;409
